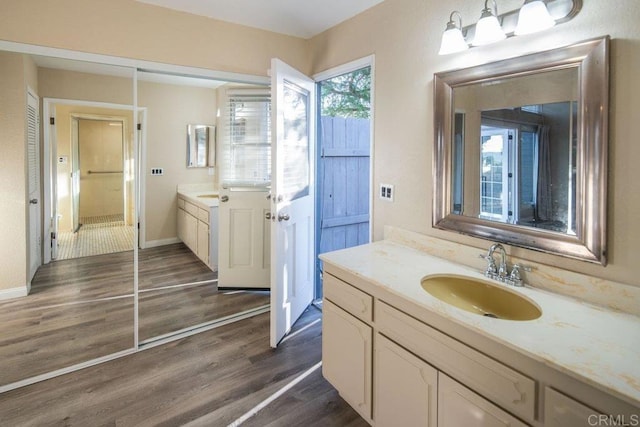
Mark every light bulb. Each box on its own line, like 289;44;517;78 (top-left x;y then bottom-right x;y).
515;0;555;35
438;11;469;55
473;14;506;46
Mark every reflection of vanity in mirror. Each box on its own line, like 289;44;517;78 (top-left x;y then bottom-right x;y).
434;37;609;264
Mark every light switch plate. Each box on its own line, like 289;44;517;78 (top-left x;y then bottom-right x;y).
380;184;394;201
151;168;164;176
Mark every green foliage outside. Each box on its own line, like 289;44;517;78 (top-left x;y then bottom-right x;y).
320;67;371;119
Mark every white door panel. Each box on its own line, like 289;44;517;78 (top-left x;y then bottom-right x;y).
218;188;270;288
270;58;316;347
27;90;42;280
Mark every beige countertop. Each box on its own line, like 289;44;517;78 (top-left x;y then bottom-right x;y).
320;240;640;407
177;189;219;208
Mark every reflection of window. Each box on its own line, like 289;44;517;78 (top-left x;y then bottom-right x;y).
281;81;310;201
480;130;509;221
479;125;539;223
222;92;271;186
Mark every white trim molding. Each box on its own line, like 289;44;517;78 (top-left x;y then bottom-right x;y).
0;286;29;301
312;54;375;82
144;237;181;248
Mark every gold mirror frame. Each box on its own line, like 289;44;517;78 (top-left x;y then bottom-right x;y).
433;37;609;264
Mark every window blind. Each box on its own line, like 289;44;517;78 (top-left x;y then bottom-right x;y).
221;90;271;187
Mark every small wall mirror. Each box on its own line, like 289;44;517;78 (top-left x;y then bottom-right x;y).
433;37;609;264
187;124;216;168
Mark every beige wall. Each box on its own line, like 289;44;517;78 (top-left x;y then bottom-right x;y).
38;67;133;105
309;0;640;287
139;81;218;243
0;52;28;291
1;0;638;290
0;0;309;76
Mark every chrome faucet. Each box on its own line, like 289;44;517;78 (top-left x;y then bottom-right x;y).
479;243;530;286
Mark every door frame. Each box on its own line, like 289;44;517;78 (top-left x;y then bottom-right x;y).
43;99;137;263
312;55;376;299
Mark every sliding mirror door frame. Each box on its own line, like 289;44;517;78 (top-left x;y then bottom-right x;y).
0;39;269;393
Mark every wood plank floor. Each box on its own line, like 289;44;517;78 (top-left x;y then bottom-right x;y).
0;307;368;427
0;243;269;387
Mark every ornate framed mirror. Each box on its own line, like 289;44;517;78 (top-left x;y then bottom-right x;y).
433;37;609;264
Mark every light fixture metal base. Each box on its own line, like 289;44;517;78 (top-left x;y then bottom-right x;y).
461;0;582;43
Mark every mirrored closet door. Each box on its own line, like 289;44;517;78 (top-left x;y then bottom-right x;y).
0;52;136;388
135;70;270;344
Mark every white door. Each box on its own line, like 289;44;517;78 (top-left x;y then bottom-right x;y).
217;188;271;288
270;59;316;347
27;89;41;280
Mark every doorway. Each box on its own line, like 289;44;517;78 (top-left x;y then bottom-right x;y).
52;106;135;260
315;59;373;299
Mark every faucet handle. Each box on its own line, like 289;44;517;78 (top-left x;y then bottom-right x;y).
508;264;532;286
479;253;497;276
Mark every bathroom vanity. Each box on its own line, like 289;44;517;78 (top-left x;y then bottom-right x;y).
320;240;640;427
177;189;219;271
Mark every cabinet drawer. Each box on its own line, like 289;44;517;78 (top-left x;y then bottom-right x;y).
184;201;198;216
377;301;536;422
544;388;600;427
177;197;185;209
439;373;529;427
324;273;373;323
198;207;209;223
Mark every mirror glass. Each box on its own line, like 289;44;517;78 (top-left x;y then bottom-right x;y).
434;37;609;264
136;71;269;345
0;51;135;388
452;68;578;234
187;124;216;168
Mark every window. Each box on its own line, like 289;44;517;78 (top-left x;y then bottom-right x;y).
222;90;271;187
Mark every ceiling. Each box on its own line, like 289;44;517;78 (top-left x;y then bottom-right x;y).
135;0;385;39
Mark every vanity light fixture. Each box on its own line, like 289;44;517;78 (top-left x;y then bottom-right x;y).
437;0;582;55
438;11;469;55
472;0;506;46
514;0;555;35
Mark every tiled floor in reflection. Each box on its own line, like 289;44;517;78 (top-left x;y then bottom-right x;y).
57;215;134;260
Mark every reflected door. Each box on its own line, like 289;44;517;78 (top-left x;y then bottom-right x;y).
270;58;316;348
27;89;41;280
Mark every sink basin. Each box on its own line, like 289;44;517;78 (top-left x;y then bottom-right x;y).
421;275;542;321
197;194;219;198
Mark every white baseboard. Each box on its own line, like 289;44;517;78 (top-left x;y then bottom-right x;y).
0;286;29;301
144;237;181;249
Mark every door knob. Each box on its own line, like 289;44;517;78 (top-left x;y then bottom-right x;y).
29;199;38;204
220;195;229;202
265;212;272;220
278;213;290;222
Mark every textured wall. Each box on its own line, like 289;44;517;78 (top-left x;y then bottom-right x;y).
308;0;640;286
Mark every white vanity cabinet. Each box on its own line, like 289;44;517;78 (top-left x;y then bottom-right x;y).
322;274;373;422
375;334;438;426
321;266;638;427
177;195;218;270
544;388;601;427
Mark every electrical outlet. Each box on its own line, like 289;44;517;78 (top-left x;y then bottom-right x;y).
380;184;394;201
151;168;164;176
